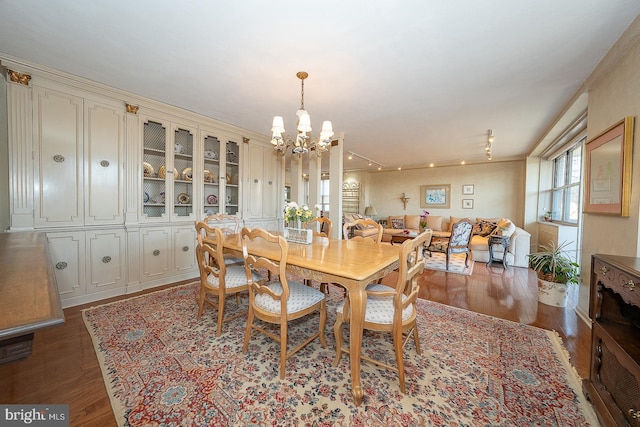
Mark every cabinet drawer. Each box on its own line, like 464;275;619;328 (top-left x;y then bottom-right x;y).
591;322;640;425
594;258;640;308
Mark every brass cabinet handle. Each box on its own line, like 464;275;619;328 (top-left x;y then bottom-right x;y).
624;280;636;291
102;256;111;263
153;250;160;256
55;261;68;270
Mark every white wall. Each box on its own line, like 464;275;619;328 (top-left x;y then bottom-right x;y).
579;33;640;314
358;160;526;227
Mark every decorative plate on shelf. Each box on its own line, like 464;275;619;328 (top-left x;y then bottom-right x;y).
143;162;154;177
158;165;178;179
226;150;237;163
182;167;193;181
177;193;190;204
204;149;218;160
203;170;215;183
207;194;218;204
144;192;150;203
226;173;232;184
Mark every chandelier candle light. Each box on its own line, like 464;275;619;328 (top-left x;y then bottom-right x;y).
271;71;334;157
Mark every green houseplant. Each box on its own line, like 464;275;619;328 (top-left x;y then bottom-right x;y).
528;241;579;307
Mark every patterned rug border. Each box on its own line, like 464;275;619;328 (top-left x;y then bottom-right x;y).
82;282;600;427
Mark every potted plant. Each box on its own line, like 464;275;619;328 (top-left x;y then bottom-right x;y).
528;241;579;307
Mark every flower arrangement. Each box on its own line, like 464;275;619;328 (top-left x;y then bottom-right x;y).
284;201;318;226
419;209;430;229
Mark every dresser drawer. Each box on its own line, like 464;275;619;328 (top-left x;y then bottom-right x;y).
594;258;640;308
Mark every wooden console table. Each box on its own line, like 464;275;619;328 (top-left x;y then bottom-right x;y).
0;232;64;363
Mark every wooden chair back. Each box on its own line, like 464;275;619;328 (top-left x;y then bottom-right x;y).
308;217;332;238
342;218;383;244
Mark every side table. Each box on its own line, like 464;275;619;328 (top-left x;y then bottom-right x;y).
487;234;510;268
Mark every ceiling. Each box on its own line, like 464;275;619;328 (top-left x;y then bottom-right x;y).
1;1;640;172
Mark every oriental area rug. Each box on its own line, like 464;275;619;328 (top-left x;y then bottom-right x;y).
424;252;475;275
82;282;598;427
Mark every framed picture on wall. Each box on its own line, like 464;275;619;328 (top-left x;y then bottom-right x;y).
462;184;474;195
584;116;634;216
462;199;474;209
420;184;450;209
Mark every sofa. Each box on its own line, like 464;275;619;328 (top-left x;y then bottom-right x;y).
342;213;381;239
381;214;531;268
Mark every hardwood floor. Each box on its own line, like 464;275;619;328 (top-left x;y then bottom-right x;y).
0;264;591;426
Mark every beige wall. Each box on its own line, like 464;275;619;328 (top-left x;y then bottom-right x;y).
579;34;640;312
352;160;526;227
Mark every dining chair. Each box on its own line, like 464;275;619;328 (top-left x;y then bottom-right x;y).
307;217;333;293
308;216;332;238
195;217;243;265
426;219;474;270
333;229;430;392
342;218;383;244
203;213;241;235
195;230;262;336
240;227;327;379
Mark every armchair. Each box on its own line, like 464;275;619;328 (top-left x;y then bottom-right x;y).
427;219;474;270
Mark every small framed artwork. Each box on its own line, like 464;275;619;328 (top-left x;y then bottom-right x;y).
420;184;450;209
462;184;474;195
462;199;474;209
584;116;634;216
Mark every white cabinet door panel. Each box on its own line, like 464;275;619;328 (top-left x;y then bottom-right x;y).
173;225;196;273
34;87;83;226
141;227;171;281
47;231;86;300
85;100;125;225
86;229;126;292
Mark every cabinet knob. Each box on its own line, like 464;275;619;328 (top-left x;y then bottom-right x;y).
599;266;608;274
254;179;258;183
268;181;272;185
53;154;65;163
100;160;110;167
624;279;636;291
55;261;67;270
153;250;160;256
182;246;189;252
102;256;112;263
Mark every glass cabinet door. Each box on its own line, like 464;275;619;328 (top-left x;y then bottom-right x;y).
225;140;240;215
202;134;221;216
142;120;168;219
172;125;194;219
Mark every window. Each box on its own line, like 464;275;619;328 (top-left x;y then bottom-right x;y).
551;140;584;224
320;179;330;213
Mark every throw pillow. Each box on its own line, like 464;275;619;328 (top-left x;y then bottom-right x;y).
390;216;405;229
493;218;516;237
426;215;443;231
473;220;497;236
405;215;420;229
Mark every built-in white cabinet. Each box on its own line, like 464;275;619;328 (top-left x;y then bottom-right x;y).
3;57;279;308
47;228;126;308
245;143;280;220
32;86;124;228
139;225;196;284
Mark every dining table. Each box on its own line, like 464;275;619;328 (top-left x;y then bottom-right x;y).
222;232;400;406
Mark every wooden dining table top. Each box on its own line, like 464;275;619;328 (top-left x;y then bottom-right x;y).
222;232;400;284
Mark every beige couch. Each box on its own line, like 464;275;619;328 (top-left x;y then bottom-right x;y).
382;214;531;268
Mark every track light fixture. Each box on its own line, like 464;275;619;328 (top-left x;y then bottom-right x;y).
486;129;494;160
346;151;384;169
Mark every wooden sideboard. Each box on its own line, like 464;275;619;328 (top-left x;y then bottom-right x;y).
0;232;64;363
583;254;640;426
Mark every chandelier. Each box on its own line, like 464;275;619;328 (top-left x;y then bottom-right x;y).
271;71;334;157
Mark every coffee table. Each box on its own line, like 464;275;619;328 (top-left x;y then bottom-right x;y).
390;231;418;245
